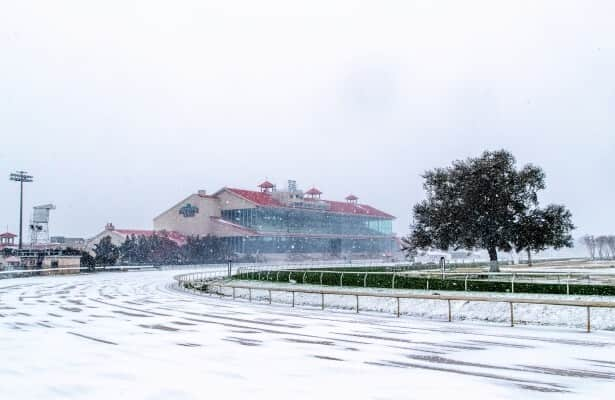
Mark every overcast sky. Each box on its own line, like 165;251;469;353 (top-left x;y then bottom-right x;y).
1;0;613;240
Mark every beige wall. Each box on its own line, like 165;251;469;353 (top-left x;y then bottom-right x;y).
153;193;222;236
85;231;126;253
42;256;81;269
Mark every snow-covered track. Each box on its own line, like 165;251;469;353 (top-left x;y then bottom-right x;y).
2;270;615;399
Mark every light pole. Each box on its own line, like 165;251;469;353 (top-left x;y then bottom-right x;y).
9;171;33;250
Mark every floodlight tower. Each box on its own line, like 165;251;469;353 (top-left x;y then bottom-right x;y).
9;171;33;249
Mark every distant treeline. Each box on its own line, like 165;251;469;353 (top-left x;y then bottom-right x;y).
89;234;241;267
580;235;615;260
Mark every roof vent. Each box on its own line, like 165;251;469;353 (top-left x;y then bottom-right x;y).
198;190;207;197
345;194;358;204
258;180;275;193
305;187;322;199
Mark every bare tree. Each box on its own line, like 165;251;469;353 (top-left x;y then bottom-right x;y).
580;235;596;260
607;236;615;260
596;236;609;259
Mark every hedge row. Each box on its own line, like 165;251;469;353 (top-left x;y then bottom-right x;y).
234;270;615;296
306;264;479;273
305;266;432;273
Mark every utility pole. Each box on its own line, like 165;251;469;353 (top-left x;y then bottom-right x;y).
9;171;33;250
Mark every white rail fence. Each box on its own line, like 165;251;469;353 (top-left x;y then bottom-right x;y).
174;272;615;333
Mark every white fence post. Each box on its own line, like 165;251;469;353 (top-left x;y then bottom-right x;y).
510;302;514;327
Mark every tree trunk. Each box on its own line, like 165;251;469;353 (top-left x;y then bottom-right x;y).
488;247;500;272
527;249;532;266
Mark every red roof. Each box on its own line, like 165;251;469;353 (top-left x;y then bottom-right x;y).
325;199;394;219
225;188;284;207
0;232;17;238
305;187;322;196
225;188;394;219
258;180;275;189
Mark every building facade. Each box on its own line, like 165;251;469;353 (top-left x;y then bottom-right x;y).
154;180;396;259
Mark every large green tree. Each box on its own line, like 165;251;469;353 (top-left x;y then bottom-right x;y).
80;251;96;272
93;235;120;267
119;234;139;264
147;233;183;265
405;150;574;271
182;235;230;263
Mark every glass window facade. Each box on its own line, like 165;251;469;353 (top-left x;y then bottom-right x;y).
225;236;394;255
221;207;393;236
221;206;394;255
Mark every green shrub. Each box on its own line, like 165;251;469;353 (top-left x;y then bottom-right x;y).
513;282;566;295
304;271;322;285
341;272;366;287
395;276;427;290
365;273;394;288
429;278;463;291
321;272;340;286
569;284;615;296
288;271;301;283
467;280;512;293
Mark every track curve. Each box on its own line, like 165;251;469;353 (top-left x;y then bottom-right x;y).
1;270;615;399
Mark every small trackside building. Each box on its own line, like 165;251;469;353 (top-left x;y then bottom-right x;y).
153;180;396;259
85;223;187;253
